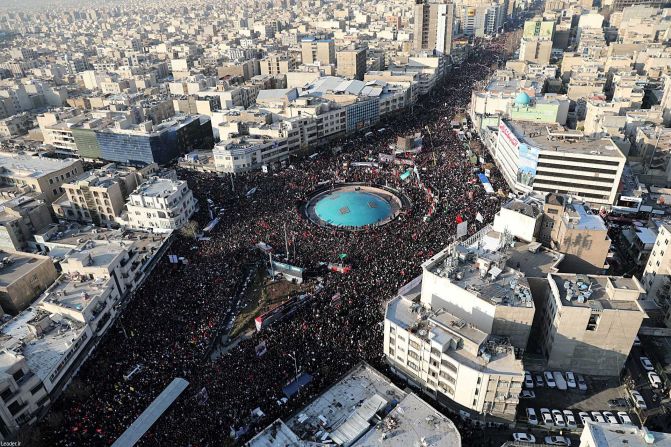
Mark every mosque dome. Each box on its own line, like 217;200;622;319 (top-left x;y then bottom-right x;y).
514;92;531;106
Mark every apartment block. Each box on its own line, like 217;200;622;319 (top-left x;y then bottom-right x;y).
126;177;198;233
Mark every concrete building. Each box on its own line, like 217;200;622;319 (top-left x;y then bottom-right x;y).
641;223;671;309
492;120;626;206
385;226;533;421
248;362;461;447
53;164;151;227
537;273;646;376
336;48;367;81
492;198;543;243
259;55;296;76
539;195;611;274
518;38;552;65
413;0;455;55
301;38;336;65
0;154;84;204
0;251;57;315
0;192;53;252
126;177;198;233
580;421;671;446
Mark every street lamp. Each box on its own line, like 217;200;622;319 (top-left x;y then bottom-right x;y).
287;351;299;380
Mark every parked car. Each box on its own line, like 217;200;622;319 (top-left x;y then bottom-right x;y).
535;373;545;387
520;390;536;399
545;371;557;388
545;436;571;446
526;407;539;425
603;411;619;424
648;371;662;388
591;411;606;423
553;371;568;390
513;433;536;443
640;356;655;371
576;374;588;392
541;408;553;425
630;390;647;410
634;336;641;346
578;411;592;426
608;398;628;408
617;412;633;425
563;410;577;428
524;371;534;388
566;372;577;389
552;409;566;427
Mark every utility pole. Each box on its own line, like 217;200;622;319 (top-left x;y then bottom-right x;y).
284;223;290;260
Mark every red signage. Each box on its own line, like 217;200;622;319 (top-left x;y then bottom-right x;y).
498;122;519;149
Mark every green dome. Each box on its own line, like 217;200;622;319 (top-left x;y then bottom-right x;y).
515;92;531;105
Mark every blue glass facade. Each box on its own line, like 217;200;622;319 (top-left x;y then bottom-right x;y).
346;99;380;133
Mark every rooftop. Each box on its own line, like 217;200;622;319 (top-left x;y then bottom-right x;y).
0;153;79;179
584;421;671;446
504;120;626;158
562;201;608;231
132;177;186;199
0;251;49;289
41;273;110;315
549;273;645;311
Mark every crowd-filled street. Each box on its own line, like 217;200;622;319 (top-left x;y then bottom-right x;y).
36;38;512;447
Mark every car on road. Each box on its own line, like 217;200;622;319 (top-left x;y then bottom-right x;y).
513;433;536;443
552;409;566;427
566;372;577;389
524;371;534;388
591;411;606;423
648;371;662;388
608;398;628;408
630;390;647;410
545;371;557;388
577;374;588;391
563;410;577;428
535;373;545;387
578;411;592;426
603;411;619;424
526;407;539;425
617;412;633;425
545;436;571;446
520;390;535;399
640;356;655;371
541;408;553;425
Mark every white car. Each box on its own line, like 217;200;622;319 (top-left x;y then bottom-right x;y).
591;411;606;423
545;436;572;446
630;390;648;410
526;407;539;425
545;371;557;388
563;410;577;428
535;373;545;387
524;371;534;388
617;412;633;425
520;390;536;399
603;411;619;424
513;433;536;443
648;371;662;388
640;356;655;371
578;411;592;426
541;408;553;425
566;372;577;389
634;336;641;346
576;374;588;392
552;409;566;427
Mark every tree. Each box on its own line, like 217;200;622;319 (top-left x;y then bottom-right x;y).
180;220;199;239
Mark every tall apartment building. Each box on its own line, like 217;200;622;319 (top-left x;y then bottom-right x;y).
0;251;58;315
126;177;198;233
536;273;646;376
385;226;533;420
300;38;336;65
641;223;671;310
0;153;84;204
259;55;296;75
336;48;367;80
0;191;54;252
539;194;611;274
413;0;455;55
53;164;152;227
518;38;552;65
493;120;626;206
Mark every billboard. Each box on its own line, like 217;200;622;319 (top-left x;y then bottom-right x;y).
517;143;539;187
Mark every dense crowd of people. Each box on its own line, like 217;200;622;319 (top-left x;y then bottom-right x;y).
39;38;511;447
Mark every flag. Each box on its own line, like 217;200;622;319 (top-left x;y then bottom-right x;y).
476;212;484;223
339;253;347;259
196;387;209;405
456;215;464;224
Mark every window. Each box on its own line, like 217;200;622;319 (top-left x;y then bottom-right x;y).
7;401;23;416
30;384;43;395
12;370;24;382
409;340;420;350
